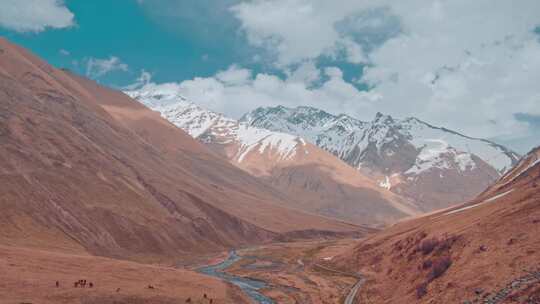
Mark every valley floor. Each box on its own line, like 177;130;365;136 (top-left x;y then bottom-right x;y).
200;239;363;304
0;239;364;304
0;245;252;304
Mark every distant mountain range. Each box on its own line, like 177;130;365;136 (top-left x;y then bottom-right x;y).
242;106;521;210
128;87;520;218
127;88;421;227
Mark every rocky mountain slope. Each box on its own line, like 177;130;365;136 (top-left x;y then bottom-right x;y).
0;38;360;264
242;106;520;211
127;87;421;226
333;146;540;303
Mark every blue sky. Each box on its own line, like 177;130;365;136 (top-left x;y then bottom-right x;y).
0;0;248;85
0;0;539;153
0;0;363;88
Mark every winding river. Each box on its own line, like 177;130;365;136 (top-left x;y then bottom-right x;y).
197;251;275;304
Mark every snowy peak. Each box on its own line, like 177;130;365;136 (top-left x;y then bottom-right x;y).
393;116;520;174
242;105;364;135
125;86;215;137
126;89;308;164
241;105;521;211
127;90;422;226
373;112;396;125
242;105;519;174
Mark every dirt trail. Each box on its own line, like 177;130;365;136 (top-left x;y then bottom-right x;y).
344;277;365;304
312;263;364;304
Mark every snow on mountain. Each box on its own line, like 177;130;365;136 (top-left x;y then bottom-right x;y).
241;106;519;175
126;87;422;226
241;106;521;211
126;88;306;163
401;117;518;174
125;86;522;213
241;106;367;159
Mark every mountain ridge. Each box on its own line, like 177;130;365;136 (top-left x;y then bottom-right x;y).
241;105;519;173
127;86;422;227
241;105;520;211
0;38;359;264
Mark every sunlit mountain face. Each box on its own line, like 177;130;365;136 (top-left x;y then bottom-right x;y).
132;86;519;213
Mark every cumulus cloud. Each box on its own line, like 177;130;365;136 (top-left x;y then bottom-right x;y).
124;69;153;90
230;0;398;66
225;0;540;150
285;61;321;86
0;0;74;33
215;65;252;85
503;113;540;152
356;1;540;142
133;65;380;119
126;1;540;151
85;56;129;78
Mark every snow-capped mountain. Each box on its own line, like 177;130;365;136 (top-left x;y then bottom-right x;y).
241;106;521;211
126;88;421;226
126;89;307;164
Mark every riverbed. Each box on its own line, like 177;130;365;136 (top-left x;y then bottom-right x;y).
197;251;275;304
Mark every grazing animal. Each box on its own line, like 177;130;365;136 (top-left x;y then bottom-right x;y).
116;288;121;293
55;281;59;288
89;282;93;288
74;282;79;288
185;298;191;303
147;285;155;289
204;293;207;299
210;299;213;304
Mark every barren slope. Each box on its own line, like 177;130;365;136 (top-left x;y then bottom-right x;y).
0;38;359;264
243;106;520;212
128;89;420;226
333;146;540;303
236;142;420;226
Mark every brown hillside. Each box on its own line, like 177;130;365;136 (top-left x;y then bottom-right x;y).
0;38;360;264
333;146;540;303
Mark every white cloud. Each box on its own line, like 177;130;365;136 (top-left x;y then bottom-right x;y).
59;49;70;56
231;0;368;67
357;1;540;142
339;37;367;64
133;65;380;119
227;0;540;151
85;56;129;78
124;69;152;90
285;61;321;85
230;0;392;66
215;65;252;85
0;0;74;33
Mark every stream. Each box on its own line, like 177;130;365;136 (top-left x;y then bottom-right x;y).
197;251;275;304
